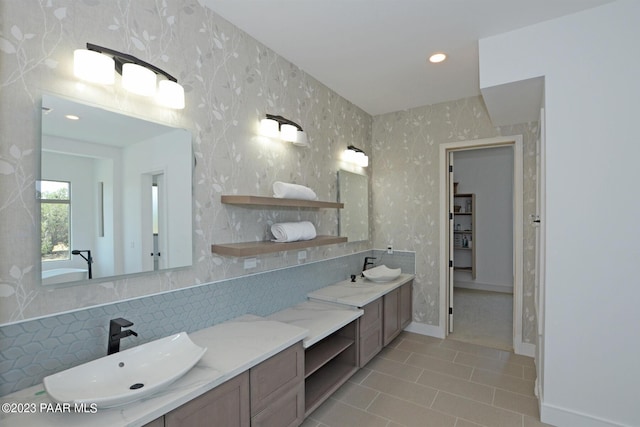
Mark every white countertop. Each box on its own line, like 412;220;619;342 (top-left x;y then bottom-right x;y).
307;273;414;307
0;315;308;427
267;300;363;348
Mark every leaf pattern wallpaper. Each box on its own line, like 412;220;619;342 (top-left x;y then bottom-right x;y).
0;1;537;345
0;0;371;324
371;97;538;343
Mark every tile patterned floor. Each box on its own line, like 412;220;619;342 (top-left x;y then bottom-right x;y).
449;288;513;351
302;332;553;427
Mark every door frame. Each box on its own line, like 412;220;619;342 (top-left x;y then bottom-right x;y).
438;135;525;353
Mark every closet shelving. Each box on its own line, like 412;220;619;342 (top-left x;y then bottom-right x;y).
211;195;346;257
453;193;476;279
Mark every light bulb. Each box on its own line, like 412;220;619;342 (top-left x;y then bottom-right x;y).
157;80;185;109
280;124;298;142
122;63;157;97
259;118;280;138
74;49;115;84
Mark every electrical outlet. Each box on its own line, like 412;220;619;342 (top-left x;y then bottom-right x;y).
297;250;307;261
387;246;393;254
243;257;257;269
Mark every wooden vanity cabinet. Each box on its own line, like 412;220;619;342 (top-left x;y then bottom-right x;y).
304;320;359;416
358;298;383;366
164;371;250;427
147;342;304;427
399;280;413;330
250;342;305;427
383;281;413;346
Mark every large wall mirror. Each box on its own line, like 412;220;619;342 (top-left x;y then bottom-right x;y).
338;169;369;242
39;94;193;286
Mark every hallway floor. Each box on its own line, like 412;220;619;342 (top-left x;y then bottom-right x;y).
303;332;552;427
449;287;513;351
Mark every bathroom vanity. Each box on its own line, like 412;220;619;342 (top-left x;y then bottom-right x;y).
0;275;413;427
0;315;308;427
308;274;414;348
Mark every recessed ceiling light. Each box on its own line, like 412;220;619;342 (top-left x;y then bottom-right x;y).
65;114;80;120
429;53;447;63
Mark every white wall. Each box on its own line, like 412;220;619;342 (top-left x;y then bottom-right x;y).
122;129;192;274
480;1;640;426
454;147;513;292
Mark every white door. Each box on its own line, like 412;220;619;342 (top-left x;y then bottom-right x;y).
534;108;546;398
448;151;455;333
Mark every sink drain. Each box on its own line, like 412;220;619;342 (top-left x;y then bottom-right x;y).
129;383;144;390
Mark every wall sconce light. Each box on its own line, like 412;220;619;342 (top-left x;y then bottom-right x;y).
73;43;185;109
259;114;309;147
342;145;369;167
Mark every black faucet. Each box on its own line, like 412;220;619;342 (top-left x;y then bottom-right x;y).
108;318;138;355
362;256;377;277
71;249;93;279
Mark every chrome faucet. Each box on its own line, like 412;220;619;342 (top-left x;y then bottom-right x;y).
362;256;376;277
108;318;138;355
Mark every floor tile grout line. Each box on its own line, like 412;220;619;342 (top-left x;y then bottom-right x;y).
357;372;531;418
368;360;537;417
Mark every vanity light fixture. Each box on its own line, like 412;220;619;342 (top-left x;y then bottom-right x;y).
73;43;185;109
259;114;309;147
342;145;369;167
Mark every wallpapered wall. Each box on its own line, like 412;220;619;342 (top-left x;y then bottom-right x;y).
0;0;372;325
371;96;538;343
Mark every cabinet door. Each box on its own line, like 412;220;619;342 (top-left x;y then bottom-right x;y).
251;383;304;427
250;342;304;417
383;288;400;346
165;372;249;427
399;281;413;329
358;298;383;366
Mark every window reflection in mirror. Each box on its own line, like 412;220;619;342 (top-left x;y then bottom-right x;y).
38;180;71;262
338;170;369;242
40;94;193;286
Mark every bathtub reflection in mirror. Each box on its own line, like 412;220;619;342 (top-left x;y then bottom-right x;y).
39;94;193;286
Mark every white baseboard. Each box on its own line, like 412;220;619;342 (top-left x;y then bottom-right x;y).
541;401;627;427
404;321;445;339
514;341;535;357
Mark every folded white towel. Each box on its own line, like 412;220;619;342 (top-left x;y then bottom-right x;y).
273;181;318;201
271;221;317;243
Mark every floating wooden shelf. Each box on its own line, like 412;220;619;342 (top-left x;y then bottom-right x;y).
221;195;343;209
211;235;348;257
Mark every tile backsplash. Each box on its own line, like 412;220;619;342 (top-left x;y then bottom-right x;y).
0;250;415;396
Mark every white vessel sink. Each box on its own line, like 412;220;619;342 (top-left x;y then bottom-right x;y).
363;265;402;283
44;332;207;408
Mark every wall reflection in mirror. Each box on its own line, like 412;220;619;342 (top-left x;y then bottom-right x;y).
338;170;369;242
39;94;193;286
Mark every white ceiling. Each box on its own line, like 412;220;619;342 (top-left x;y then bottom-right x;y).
202;0;614;116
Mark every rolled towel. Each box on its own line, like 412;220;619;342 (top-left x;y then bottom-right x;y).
271;221;317;243
273;181;318;201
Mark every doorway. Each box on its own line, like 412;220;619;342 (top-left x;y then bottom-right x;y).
449;146;514;350
141;171;167;272
438;135;525;352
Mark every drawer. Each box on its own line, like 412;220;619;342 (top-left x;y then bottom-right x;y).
165;371;249;427
251;383;304;427
358;324;382;367
359;298;382;336
250;342;304;416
